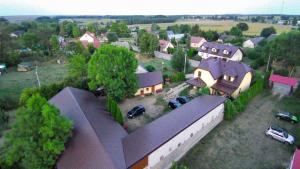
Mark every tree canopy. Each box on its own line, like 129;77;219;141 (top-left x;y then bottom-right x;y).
236;22;249;31
1;94;72;169
171;48;190;72
230;27;243;37
260;26;276;38
88;45;138;101
68;54;88;81
138;30;159;56
110;22;130;38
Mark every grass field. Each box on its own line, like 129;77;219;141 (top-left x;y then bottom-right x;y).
133;19;292;36
0;61;68;101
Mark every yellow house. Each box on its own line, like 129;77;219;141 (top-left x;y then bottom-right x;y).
186;57;252;98
135;71;163;96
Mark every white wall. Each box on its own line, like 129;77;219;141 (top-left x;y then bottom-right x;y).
147;103;224;169
243;40;254;48
80;33;94;43
193;68;216;87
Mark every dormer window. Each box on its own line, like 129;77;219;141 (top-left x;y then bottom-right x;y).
201;46;206;50
223;75;229;81
224;75;235;82
212;48;217;53
223;50;229;55
230;76;235;82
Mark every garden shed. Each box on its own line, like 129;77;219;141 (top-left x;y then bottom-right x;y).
269;74;298;95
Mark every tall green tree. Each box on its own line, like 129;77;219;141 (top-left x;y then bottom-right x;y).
106;32;118;42
230;27;243;37
236;22;249;31
1;94;72;169
49;35;59;55
68;54;87;81
171;48;190;72
159;30;168;40
87;22;97;34
72;24;80;37
151;23;160;32
22;32;39;49
260;26;276;38
88;45;138;101
191;24;200;35
138;31;159;56
110;22;130;38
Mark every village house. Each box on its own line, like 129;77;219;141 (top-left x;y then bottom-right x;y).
167;30;184;41
79;31;101;48
243;37;265;48
186;57;252;98
135;71;163;96
10;30;24;38
190;36;206;48
51;87;226;169
269;74;298;96
198;42;243;62
217;34;236;43
159;40;174;53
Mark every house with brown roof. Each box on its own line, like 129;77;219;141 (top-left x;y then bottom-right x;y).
187;57;252;98
190;36;206;48
198;42;243;62
159;40;174;53
79;31;101;48
51;87;226;169
135;71;163;96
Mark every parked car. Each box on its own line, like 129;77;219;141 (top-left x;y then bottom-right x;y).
276;112;298;123
127;105;145;119
265;125;295;145
168;100;181;109
176;96;190;104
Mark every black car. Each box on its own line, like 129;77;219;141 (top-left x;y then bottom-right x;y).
276;112;298;123
176;96;190;104
127;105;145;119
168;100;181;109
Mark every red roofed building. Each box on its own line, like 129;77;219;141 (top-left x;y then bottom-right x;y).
289;149;300;169
79;31;101;48
269;74;298;95
159;40;174;53
190;36;206;48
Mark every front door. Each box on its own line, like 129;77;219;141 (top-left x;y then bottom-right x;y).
140;90;144;96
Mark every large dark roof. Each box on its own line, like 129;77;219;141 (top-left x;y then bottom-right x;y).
198;42;241;58
122;95;226;168
249;37;265;45
49;87;128;169
198;57;252;88
137;71;163;88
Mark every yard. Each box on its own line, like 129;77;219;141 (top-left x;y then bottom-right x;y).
178;92;300;169
0;61;68;101
133;19;292;36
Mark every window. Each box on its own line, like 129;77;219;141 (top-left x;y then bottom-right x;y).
223;50;229;55
190;133;193;137
230;76;235;82
197;71;201;79
223;75;229;81
212;48;217;52
146;88;149;91
178;143;181;147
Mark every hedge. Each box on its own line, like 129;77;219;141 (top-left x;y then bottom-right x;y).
106;96;124;125
224;74;265;121
171;72;186;82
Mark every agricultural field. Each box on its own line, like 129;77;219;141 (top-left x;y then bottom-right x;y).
133;19;292;36
0;61;68;102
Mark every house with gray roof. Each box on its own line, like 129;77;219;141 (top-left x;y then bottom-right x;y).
217;34;236;43
51;87;226;169
243;37;265;48
187;57;252;98
135;71;163;96
198;42;243;62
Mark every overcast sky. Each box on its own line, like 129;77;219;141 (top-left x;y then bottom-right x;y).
0;0;299;16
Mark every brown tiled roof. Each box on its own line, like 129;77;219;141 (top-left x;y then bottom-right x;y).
50;87;128;169
137;71;163;88
212;80;238;95
198;57;252;88
198;42;241;58
122;95;226;168
186;78;206;87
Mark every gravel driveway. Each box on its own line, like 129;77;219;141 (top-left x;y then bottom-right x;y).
179;93;295;169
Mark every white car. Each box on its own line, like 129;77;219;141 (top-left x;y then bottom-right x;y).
265;125;295;145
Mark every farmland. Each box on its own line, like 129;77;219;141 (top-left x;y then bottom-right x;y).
132;19;292;36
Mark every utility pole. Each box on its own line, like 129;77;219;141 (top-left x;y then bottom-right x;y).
36;65;41;88
266;54;271;72
184;51;187;74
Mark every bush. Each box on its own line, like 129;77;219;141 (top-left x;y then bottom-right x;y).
187;48;198;58
198;87;210;95
106;96;124;125
0;109;9;133
171;72;186;82
145;65;156;72
245;48;261;60
0;96;19;110
224;100;237;120
251;58;265;69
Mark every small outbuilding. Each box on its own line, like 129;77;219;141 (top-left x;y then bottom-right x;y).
269;74;298;95
243;37;265;48
135;71;163;96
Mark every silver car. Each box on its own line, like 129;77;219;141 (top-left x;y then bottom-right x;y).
265;125;295;145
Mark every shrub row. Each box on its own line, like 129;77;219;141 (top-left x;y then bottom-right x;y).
171;72;186;83
224;75;265;120
106;96;124;125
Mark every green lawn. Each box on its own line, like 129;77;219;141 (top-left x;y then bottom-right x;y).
139;58;173;76
0;62;68;101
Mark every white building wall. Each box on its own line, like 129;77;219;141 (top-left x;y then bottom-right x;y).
243;40;255;48
79;33;94;43
193;68;216;87
147;103;224;169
